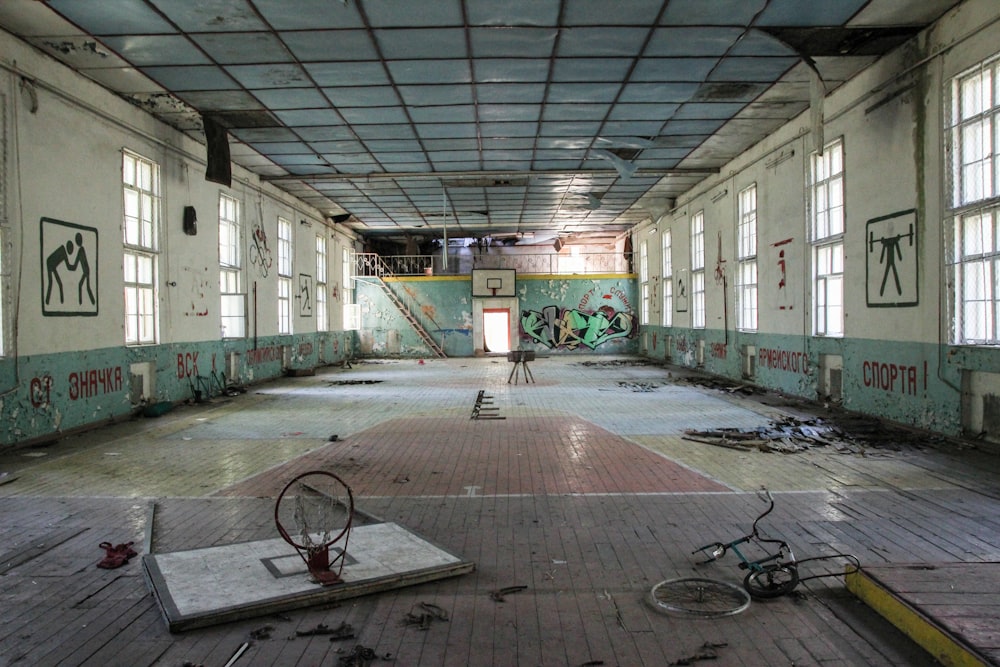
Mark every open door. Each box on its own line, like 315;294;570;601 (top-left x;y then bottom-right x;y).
483;308;511;353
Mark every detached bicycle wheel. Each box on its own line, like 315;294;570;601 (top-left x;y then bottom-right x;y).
648;577;751;618
743;565;798;599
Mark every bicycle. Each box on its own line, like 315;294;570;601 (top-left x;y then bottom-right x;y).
648;490;860;617
692;489;799;598
692;489;860;599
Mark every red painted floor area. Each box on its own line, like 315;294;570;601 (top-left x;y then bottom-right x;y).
220;415;727;498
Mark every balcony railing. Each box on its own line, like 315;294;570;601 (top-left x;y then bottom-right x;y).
354;252;632;277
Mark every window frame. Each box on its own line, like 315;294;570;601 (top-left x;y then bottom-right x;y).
661;229;673;327
122;150;160;345
639;238;649;324
691;211;706;329
277;217;292;335
808;138;846;337
219;193;245;339
947;55;1000;344
316;234;328;332
737;184;758;332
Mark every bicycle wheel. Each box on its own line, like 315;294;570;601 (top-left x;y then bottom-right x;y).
743;565;798;599
648;577;751;618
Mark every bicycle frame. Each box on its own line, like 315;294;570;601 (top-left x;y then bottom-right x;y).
692;490;800;598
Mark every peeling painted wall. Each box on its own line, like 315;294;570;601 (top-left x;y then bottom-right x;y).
639;0;1000;439
0;32;356;449
355;274;638;357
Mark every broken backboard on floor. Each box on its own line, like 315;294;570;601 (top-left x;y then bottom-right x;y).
143;522;474;632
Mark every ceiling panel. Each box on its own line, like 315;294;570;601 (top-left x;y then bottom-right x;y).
0;0;963;247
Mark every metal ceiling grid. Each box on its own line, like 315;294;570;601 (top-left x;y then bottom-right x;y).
0;0;964;246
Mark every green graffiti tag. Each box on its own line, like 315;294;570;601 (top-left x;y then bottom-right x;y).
520;305;634;350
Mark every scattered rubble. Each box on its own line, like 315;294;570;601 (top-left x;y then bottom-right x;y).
683;415;943;455
578;359;656;368
677;375;762;395
616;380;660;392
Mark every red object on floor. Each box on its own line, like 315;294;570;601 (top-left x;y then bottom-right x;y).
97;541;138;569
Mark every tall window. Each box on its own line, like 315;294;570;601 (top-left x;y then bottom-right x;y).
691;211;705;329
277;217;292;335
662;229;673;326
219;193;245;338
0;106;6;356
342;245;359;330
123;151;159;344
316;234;328;332
809;138;845;336
342;246;352;305
948;55;1000;343
639;238;649;324
737;184;758;331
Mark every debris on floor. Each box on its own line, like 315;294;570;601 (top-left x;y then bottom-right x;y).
615;380;660;392
678;375;761;395
294;621;355;640
472;389;504;420
490;584;528;602
328;379;384;385
669;641;728;666
683;415;943;454
578;359;655;368
401;601;449;630
336;644;388;667
96;540;138;569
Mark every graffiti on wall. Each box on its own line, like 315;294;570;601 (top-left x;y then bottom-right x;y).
30;366;124;408
521;305;634;350
862;359;926;396
250;224;273;277
771;237;794;311
41;217;98;316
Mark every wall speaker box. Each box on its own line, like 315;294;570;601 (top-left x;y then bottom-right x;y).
183;206;197;235
202;114;232;187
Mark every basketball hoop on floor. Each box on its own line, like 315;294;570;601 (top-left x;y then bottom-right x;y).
274;470;354;586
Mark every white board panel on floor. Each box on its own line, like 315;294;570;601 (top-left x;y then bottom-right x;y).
143;522;474;631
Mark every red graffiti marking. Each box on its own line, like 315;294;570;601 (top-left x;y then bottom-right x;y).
863;360;923;395
710;343;727;359
30;375;53;408
177;352;199;378
69;367;123;400
758;347;808;374
247;345;282;365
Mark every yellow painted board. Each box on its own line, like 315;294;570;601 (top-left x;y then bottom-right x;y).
845;568;989;667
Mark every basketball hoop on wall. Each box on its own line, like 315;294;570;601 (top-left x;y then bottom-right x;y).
274;470;354;586
471;269;516;298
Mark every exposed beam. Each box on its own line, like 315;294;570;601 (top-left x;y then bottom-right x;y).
262;167;720;184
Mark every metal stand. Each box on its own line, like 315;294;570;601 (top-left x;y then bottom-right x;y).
507;350;535;384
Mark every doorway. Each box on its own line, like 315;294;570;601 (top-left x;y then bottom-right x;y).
483;308;511;353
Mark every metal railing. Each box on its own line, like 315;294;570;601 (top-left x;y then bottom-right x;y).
354;253;433;277
354;252;632;277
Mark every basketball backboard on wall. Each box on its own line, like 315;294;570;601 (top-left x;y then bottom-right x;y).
472;269;516;297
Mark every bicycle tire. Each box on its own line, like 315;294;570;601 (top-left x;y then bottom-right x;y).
648;577;751;618
743;565;799;599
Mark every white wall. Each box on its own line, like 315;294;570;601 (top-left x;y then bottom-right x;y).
0;27;357;358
